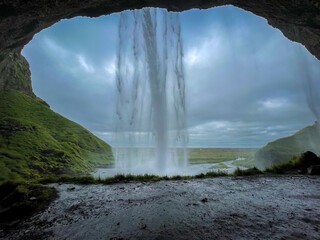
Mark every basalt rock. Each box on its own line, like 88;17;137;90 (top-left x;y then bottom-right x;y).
0;49;34;96
307;165;320;174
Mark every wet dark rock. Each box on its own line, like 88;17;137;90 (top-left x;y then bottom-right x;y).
300;151;320;166
140;224;147;229
5;219;20;228
67;187;76;191
307;165;320;175
67;204;80;212
201;198;208;203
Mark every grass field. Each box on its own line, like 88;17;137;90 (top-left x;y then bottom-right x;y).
188;148;257;168
232;157;256;168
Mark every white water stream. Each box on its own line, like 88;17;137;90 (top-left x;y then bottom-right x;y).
114;8;188;175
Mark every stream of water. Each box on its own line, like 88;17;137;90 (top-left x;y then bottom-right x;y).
114;8;188;175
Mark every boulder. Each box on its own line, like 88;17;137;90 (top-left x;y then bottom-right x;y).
307;165;320;175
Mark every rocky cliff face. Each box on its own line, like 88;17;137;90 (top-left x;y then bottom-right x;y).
0;49;34;96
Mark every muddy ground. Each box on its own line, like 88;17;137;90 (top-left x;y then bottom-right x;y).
1;175;320;240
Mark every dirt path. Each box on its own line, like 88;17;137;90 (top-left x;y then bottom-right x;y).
2;175;320;240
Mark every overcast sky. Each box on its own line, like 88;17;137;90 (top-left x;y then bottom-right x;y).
22;6;320;148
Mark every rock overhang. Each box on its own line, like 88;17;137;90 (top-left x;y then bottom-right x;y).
0;0;319;94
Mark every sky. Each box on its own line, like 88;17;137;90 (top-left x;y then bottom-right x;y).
22;6;320;148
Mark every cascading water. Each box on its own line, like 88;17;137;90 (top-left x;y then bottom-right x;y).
114;8;188;175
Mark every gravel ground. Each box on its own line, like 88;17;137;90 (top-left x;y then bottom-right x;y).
1;175;320;240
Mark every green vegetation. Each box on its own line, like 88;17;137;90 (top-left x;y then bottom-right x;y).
264;151;320;174
188;148;257;164
233;167;262;176
0;181;57;225
232;158;255;168
255;123;320;170
40;170;230;185
0;90;114;183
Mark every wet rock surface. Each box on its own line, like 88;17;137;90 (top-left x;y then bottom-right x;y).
2;176;320;240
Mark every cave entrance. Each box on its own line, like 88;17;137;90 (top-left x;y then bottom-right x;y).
22;6;320;175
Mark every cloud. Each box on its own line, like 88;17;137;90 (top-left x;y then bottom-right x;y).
185;48;201;65
104;59;116;77
77;55;95;73
259;98;289;110
184;35;222;67
43;37;68;57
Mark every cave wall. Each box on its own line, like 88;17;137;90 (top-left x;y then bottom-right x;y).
0;49;34;96
0;0;319;94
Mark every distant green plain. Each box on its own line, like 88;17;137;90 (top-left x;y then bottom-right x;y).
188;148;257;168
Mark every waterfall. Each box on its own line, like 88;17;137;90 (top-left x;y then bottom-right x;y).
295;45;320;124
114;8;188;175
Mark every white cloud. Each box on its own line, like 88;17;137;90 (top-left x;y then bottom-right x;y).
184;35;221;67
104;59;116;77
77;54;95;73
189;120;228;133
44;37;96;75
185;48;201;65
259;98;289;110
43;37;69;58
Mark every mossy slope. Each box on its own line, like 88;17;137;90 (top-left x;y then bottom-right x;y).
255;123;320;170
0;90;113;182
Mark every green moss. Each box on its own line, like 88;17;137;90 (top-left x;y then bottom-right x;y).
40;170;229;185
204;171;229;177
13;62;29;89
0;181;58;225
233;167;262;176
0;90;114;183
